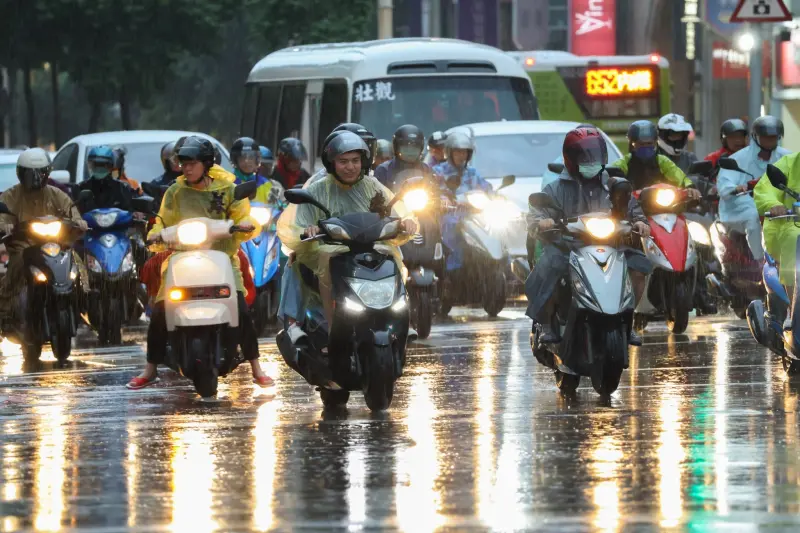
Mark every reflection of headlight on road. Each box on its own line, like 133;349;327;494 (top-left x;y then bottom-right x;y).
177;221;208;246
482;198;522;228
402;189;429;212
584;217;615;239
467;191;490;210
687;220;710;245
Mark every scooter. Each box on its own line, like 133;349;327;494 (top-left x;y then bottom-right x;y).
528;179;636;396
241;200;283;334
633;183;698;334
0;204;84;363
744;164;800;374
142;182;258;398
440;175;516;318
275;187;413;412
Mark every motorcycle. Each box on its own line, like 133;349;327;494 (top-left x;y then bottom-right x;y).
140;182;259;398
528;179;636;396
440;175;516;318
0;204;84;363
275;187;413;411
633;184;698;334
745;164;800;374
241;199;284;334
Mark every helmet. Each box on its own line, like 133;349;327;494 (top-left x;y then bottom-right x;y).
277;138;308;162
562;127;608;178
427;131;447;149
177;136;216;167
213;146;221;165
333;123;377;167
259;145;274;162
720;118;748;150
657;113;693;156
627;120;658;145
444;131;475;167
752;116;784;149
87;145;115;179
322;131;370;179
16;147;51;190
230;137;261;170
375;139;393;160
160;141;176;172
392;124;425;163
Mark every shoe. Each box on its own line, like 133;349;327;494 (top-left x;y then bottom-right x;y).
629;331;643;347
535;323;561;344
253;375;276;388
784;317;793;331
287;323;308;344
126;375;159;390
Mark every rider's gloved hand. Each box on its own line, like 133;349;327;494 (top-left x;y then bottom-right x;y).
75;220;89;232
686;188;702;201
401;219;418;234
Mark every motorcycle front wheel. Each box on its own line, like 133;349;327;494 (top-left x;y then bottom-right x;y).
362;344;395;411
51;308;72;363
666;282;690;334
413;291;433;340
189;335;219;398
483;270;506;317
590;328;626;396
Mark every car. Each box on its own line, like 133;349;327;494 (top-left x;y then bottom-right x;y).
50;130;233;185
0;149;23;193
444;120;623;282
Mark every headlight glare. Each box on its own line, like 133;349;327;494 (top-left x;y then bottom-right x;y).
402;189;429;212
345;276;396;309
467;191;490;210
31;221;62;238
250;206;272;227
177;221;208;246
687;220;711;246
584;217;616;239
655;188;676;207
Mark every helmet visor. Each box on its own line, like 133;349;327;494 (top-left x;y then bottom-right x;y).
20;167;49;189
397;142;423;163
565;136;608;166
235;151;261;169
284;143;308;161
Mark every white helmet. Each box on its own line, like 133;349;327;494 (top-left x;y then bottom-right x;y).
657;113;693;156
445;131;475;169
16;148;52;190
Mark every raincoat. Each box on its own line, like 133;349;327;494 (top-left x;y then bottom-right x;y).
705;147;733;169
754;151;800;284
147;175;259;301
718;143;790;224
432;162;492;195
233;169;274;204
609;154;691;190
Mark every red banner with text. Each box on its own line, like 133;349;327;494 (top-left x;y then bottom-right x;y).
570;0;616;56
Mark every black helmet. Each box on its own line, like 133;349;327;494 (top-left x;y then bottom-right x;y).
16;148;51;190
375;139;393;160
427;131;447;149
230;137;261;169
627;120;658;144
322;131;370;179
177;136;215;168
160;141;176;172
752;115;784;144
213;146;221;165
277;137;308;162
333;123;377;168
720;118;748;149
320;130;347;170
393;124;425;163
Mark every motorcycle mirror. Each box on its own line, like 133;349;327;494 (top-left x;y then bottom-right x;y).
131;195;156;215
547;163;565;174
766;164;789;190
234;180;259;201
688;160;714;177
529;192;559;211
284;189;332;218
499;175;516;190
717;157;740;171
608;177;633;218
605;167;626;179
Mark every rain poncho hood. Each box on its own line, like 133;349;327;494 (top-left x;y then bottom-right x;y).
609;153;690;190
718;142;790;223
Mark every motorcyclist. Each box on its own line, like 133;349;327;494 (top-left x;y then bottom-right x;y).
259;146;275;177
373;139;393;170
0;148;88;321
231;137;273;204
424;131;447;168
374;124;434;191
525;127;652;346
152;140;182;187
656;113;698;173
126;136;273;390
271;138;310;189
111;147;142;195
276;131;417;329
705;119;749;169
76;146;139;213
308;124;378;185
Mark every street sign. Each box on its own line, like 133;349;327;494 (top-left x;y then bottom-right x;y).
730;0;792;22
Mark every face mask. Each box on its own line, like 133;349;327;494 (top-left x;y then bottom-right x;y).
578;163;603;179
91;168;110;179
634;146;656;160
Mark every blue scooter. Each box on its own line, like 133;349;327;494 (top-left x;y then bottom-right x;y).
241;201;283;334
82;206;143;345
745;164;800;374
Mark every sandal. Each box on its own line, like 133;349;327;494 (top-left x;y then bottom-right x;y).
126;375;160;390
253;375;276;388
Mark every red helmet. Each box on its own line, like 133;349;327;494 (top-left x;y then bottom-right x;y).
562;127;608;177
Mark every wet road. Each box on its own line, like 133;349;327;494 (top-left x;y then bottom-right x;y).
1;308;800;532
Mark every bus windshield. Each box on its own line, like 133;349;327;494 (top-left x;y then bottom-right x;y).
352;76;537;140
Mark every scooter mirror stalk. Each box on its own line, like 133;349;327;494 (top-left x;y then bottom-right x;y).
547;163;565;174
284;189;332;218
529;192;559;211
499;175;516;190
688;160;714;177
233;180;259;201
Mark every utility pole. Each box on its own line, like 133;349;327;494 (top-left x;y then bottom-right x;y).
378;0;393;39
748;24;764;123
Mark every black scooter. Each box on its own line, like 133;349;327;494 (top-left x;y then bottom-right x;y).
0;203;84;363
276;188;412;411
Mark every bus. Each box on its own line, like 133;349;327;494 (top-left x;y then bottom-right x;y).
243;38;538;167
508;51;671;151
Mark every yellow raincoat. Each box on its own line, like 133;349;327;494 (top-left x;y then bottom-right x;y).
754;152;800;284
147;174;259;301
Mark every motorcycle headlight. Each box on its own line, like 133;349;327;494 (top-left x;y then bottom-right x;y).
120;250;134;273
41;243;61;257
466;191;490;210
250;206;272;227
687;221;710;246
92;212;119;228
583;217;615;239
482;198;522;229
655;188;676;207
379;220;401;239
402;189;429;212
345;276;396;309
31;221;62;238
30;266;47;283
177;221;208;246
86;255;102;273
322;223;351;241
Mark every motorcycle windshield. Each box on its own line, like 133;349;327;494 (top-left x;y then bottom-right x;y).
324;212;388;244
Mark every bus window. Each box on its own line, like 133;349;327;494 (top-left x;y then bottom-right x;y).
317;80;348;148
241;84;259;138
255;84;281;149
277;82;307;142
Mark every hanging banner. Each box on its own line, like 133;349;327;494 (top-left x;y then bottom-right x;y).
570;0;616;56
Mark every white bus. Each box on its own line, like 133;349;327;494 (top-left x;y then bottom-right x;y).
243;38;538;166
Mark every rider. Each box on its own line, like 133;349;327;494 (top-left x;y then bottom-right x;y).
705;119;749;169
271;138;311;189
76;146;139;213
718;116;789;263
525;127;652;346
424;131;447;168
152;141;182;187
231;137;273;203
374;124;434;191
373;139;393;170
126;136;273;390
309;124;379;185
0;149;88;321
259;146;275;177
111;147;142;195
656;113;698;173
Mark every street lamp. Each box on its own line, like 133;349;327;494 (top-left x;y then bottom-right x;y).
737;32;756;52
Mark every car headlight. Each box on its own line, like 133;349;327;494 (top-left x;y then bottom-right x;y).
120;250;134;273
92;212;119;228
250;206;272;227
323;223;351;241
583;217;615;239
31;221;62;238
655;188;676;207
41;243;61;257
86;255;102;273
345;276;396;309
402;189;429;212
687;220;710;246
379;220;401;239
177;221;208;246
466;191;490;210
